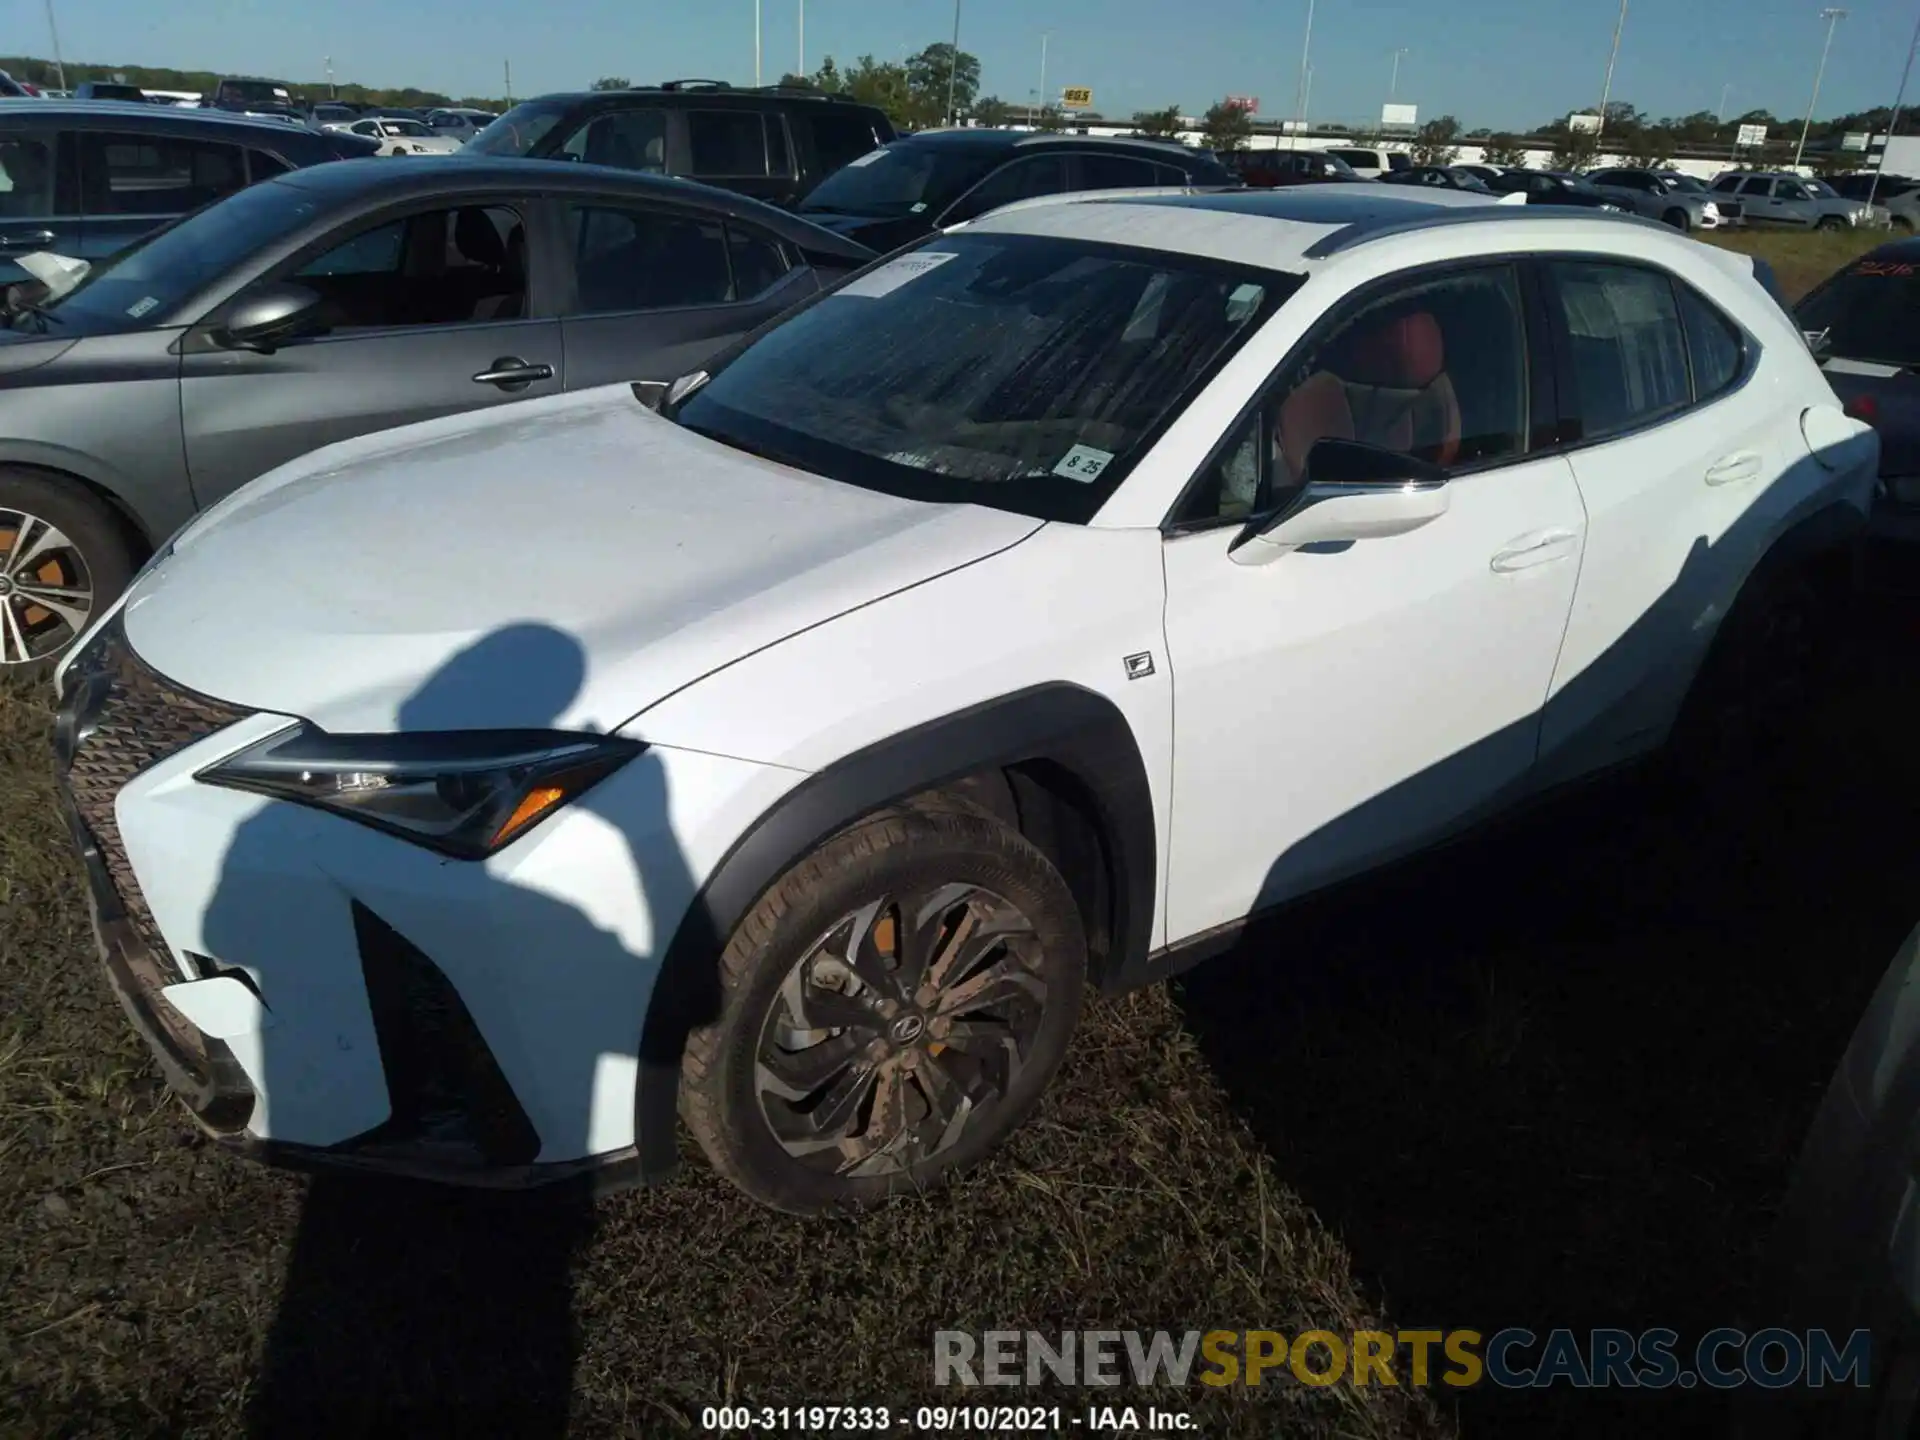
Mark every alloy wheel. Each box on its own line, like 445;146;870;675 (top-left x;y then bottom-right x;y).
0;508;94;667
754;882;1049;1179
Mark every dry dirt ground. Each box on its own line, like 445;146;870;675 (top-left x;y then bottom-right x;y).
0;226;1912;1440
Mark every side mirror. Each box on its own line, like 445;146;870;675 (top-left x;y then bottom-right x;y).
1229;439;1450;567
630;380;671;412
215;281;324;353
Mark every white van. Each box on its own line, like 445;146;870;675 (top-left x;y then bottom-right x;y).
1322;145;1412;179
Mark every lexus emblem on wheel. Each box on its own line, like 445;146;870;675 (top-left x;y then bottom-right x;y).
890;1014;926;1045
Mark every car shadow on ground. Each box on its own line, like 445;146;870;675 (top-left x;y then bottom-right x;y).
1178;605;1920;1437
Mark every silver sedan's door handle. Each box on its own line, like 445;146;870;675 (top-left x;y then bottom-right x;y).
472;357;554;390
0;230;57;251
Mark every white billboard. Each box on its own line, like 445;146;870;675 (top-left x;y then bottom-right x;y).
1736;123;1768;147
1380;102;1417;129
1568;111;1602;134
1843;131;1870;151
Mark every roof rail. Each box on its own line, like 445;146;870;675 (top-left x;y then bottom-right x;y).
747;83;857;102
946;183;1229;225
1300;201;1666;259
659;78;731;91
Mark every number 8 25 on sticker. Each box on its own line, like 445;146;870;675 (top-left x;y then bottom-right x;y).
1052;443;1114;482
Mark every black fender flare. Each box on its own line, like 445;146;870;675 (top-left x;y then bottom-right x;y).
634;681;1157;1179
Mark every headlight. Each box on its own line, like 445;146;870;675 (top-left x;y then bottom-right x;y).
199;724;644;858
1600;203;1624;212
1703;201;1720;218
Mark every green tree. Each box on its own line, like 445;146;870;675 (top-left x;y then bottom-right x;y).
1480;133;1529;167
1201;98;1254;153
905;41;981;125
1620;124;1677;169
1032;104;1067;132
591;76;632;91
842;54;914;129
1410;114;1462;165
971;94;1012;126
776;72;813;89
1131;105;1184;140
811;56;845;94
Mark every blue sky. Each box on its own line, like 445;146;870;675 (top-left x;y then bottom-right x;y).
16;0;1920;130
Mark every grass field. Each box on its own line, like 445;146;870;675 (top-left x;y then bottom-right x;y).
0;224;1911;1439
1703;223;1887;301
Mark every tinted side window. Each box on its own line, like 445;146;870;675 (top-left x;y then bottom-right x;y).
559;108;666;171
0;135;55;218
82;133;245;216
810;112;883;175
568;204;732;311
688;111;783;177
247;148;293;181
1712;175;1742;192
960;155;1071;214
281;205;527;328
727;225;790;299
1152;161;1191;186
1739;176;1773;195
1778;180;1809;202
1078;154;1159;189
1386;152;1412;171
1676;284;1745;401
1548;261;1689;441
1177;265;1528;525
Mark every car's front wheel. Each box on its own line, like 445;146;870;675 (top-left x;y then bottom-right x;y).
680;799;1086;1214
1817;214;1847;232
0;470;133;678
1662;207;1690;230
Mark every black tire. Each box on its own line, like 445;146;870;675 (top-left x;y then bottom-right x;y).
1817;215;1847;232
0;469;134;680
1894;216;1915;234
1664;556;1841;792
1662;207;1690;230
680;801;1087;1214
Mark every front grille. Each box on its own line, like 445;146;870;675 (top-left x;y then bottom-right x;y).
61;618;254;971
1719;201;1744;219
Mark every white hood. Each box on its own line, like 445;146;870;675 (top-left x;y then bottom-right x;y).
120;385;1043;735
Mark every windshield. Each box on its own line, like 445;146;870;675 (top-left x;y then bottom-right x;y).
14;181;320;337
1664;174;1708;194
1805;180;1840;199
1796;255;1920;368
466;99;572;156
383;120;431;137
219;80;288;104
799;143;1004;218
670;233;1296;523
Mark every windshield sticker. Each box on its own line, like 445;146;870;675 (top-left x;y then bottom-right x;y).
845;148;886;167
125;296;160;319
837;251;958;299
1226;282;1265;323
1850;260;1918;278
1052;444;1116;483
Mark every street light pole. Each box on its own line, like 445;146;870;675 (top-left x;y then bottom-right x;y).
755;0;763;87
945;0;962;124
325;56;336;100
1867;6;1920;208
1716;81;1733;125
1037;31;1050;126
1795;7;1849;170
43;0;65;91
1294;0;1316;134
1596;0;1628;140
1388;47;1408;102
798;0;805;79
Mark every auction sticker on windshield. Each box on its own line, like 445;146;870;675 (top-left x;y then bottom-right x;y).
837;252;958;299
1052;445;1115;482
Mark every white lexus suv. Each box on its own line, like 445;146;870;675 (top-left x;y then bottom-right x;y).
51;185;1877;1214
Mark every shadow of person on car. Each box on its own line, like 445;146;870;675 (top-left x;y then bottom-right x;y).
192;621;703;1439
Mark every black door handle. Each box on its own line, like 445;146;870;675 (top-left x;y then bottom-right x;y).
472;356;554;390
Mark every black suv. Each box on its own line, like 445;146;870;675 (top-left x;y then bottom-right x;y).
795;130;1237;250
466;80;895;210
0;101;377;284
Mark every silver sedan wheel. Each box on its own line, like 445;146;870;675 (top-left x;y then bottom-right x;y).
0;509;94;666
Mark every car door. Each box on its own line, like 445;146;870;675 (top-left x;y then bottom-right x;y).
1531;257;1807;786
179;199;563;505
76;129;251;266
0;126;77;285
1159;261;1587;936
1772;177;1818;228
1741;176;1782;225
556;197;816;388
